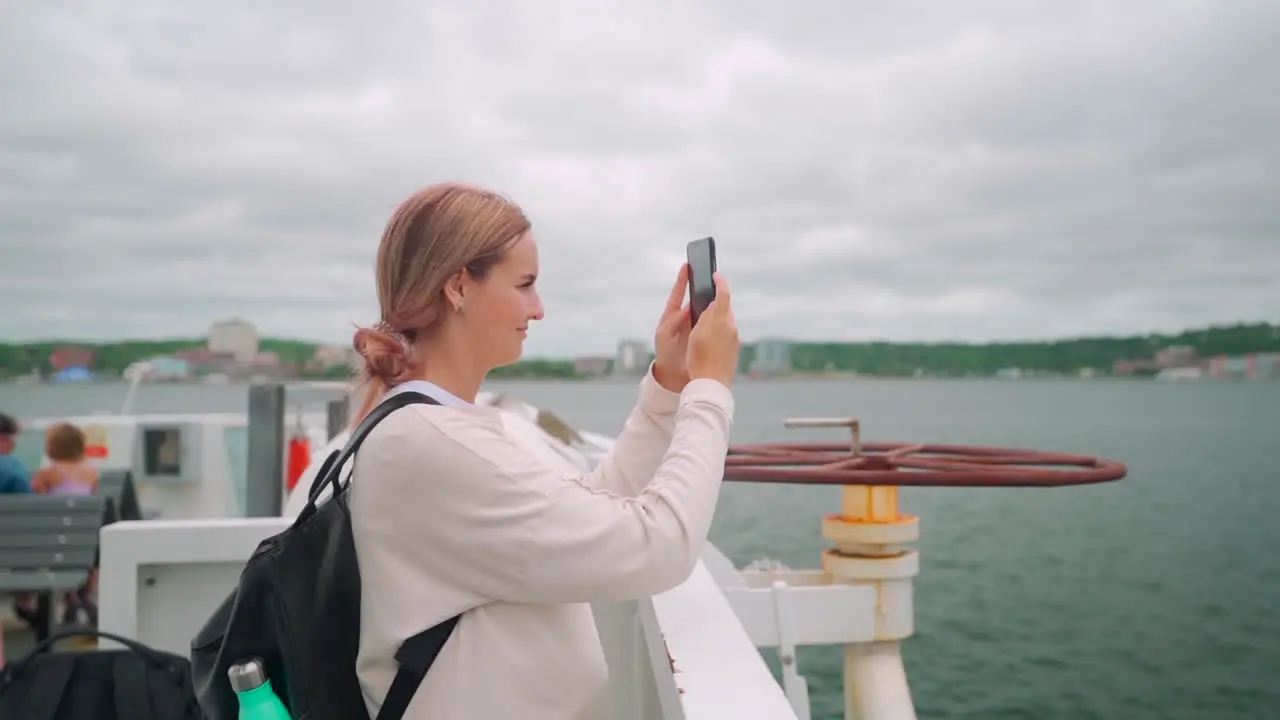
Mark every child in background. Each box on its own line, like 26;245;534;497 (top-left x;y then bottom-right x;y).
30;422;101;625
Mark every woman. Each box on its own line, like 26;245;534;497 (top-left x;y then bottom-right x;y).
349;182;741;719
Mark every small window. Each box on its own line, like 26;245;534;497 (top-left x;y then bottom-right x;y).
142;427;182;477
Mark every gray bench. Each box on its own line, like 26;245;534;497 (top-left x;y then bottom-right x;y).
0;494;106;640
97;468;143;523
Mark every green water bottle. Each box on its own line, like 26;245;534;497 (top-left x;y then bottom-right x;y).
228;657;292;720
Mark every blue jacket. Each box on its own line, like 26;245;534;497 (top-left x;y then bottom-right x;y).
0;453;32;493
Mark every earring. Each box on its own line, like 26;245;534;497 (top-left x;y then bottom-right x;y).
457;300;466;313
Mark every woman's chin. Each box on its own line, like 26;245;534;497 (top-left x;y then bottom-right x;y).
492;347;525;370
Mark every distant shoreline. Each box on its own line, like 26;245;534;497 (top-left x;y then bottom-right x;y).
3;373;1268;389
3;320;1277;383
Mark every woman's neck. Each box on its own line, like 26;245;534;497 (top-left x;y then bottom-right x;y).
415;338;487;403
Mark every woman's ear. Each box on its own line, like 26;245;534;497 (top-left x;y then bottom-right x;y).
443;270;467;312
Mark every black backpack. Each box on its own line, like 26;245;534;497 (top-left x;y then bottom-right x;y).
189;391;462;720
0;629;203;720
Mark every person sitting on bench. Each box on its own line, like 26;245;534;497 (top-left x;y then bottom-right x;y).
26;422;101;625
0;412;32;494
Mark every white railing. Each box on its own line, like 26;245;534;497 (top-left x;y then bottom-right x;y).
97;519;798;720
649;563;799;719
723;567;918;720
98;518;290;652
89;404;923;720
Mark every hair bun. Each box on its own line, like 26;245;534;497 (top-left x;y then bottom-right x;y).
353;326;416;385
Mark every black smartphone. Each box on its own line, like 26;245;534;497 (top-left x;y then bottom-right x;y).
687;236;717;325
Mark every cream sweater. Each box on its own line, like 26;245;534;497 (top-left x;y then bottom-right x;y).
350;370;735;719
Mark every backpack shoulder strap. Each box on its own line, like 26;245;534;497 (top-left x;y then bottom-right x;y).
299;391;441;520
301;389;459;719
376;615;463;720
353;392;463;720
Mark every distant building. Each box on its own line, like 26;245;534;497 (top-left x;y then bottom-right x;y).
1209;353;1280;381
125;356;191;381
1257;353;1280;380
208;318;260;363
150;356;190;379
51;367;95;382
1207;355;1230;379
1155;345;1197;369
252;351;280;368
49;346;94;372
573;356;612;377
614;339;651;376
303;345;359;376
1155;366;1204;381
751;338;793;375
174;349;237;374
1113;358;1158;376
312;345;356;368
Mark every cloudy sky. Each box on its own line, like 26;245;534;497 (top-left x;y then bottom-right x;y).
1;0;1277;357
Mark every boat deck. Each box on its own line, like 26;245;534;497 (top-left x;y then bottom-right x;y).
1;384;932;719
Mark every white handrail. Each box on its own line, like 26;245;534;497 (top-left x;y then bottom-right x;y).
651;564;799;719
120;370;145;414
97;519;799;719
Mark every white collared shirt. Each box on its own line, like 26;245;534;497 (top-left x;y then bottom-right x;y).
385;379;471;407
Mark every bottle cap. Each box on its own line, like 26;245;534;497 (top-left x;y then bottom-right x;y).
227;657;268;693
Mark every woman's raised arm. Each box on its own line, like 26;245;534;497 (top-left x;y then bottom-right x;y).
352;378;734;605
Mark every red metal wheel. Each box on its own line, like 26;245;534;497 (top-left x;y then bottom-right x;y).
724;440;1127;488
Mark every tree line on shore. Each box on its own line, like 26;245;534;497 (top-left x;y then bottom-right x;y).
778;322;1279;377
0;322;1275;380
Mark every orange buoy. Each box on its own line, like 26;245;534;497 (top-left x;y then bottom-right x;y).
286;434;312;491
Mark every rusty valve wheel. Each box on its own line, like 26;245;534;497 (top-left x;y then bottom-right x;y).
724;417;1128;488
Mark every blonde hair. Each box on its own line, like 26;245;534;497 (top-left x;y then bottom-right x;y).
351;182;530;420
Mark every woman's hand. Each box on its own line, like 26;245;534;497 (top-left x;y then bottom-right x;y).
687;273;740;388
652;264;694;393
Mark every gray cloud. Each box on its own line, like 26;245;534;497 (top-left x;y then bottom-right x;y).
1;0;1277;355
